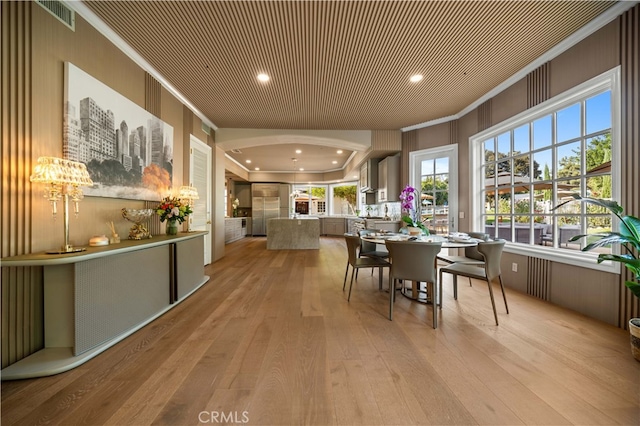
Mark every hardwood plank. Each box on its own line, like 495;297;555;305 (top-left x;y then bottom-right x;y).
330;360;384;425
404;325;524;425
104;339;213;425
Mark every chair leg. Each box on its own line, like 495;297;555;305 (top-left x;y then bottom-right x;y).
453;275;458;300
438;270;444;308
388;276;394;320
430;282;437;329
486;279;499;325
343;262;350;291
348;268;356;301
378;266;383;290
498;275;509;314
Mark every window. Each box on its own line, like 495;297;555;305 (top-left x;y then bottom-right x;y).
292;182;358;216
293;184;326;215
330;182;358;215
470;68;620;272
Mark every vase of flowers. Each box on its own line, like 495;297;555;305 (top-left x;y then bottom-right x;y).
399;184;428;235
166;221;178;235
156;196;193;235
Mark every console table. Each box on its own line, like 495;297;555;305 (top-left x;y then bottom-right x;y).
0;232;209;380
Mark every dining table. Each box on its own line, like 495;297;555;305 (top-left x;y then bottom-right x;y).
360;233;481;303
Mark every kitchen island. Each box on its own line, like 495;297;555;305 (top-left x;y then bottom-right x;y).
267;217;320;249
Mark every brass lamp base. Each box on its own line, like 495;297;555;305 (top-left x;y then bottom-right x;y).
46;246;86;254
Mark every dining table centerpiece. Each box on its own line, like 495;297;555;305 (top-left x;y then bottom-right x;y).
399;184;429;235
156;196;193;235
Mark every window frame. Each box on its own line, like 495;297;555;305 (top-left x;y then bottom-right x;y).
469;67;621;274
328;181;358;216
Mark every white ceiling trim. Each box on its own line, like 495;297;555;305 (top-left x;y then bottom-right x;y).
215;129;372;151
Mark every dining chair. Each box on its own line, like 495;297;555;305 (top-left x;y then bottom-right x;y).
438;240;509;325
343;234;391;302
384;240;442;327
436;232;489;266
436;232;490;287
356;229;390;278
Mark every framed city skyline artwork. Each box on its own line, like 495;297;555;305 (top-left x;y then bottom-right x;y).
63;62;174;201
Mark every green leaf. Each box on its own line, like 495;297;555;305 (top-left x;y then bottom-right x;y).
625;280;640;298
575;233;637;251
596;254;640;276
401;216;414;226
620;215;640;251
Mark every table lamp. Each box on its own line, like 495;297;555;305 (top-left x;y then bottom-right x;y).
177;185;199;205
30;156;93;254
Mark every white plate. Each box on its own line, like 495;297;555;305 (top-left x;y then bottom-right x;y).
449;236;472;243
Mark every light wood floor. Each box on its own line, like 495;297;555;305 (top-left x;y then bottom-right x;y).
2;236;639;425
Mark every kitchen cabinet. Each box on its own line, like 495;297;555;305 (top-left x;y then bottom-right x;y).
375;221;402;233
236;184;252;207
321;218;346;236
365;219;402;233
279;184;291;218
360;192;376;206
360;159;379;192
377;155;400;203
225;218;244;243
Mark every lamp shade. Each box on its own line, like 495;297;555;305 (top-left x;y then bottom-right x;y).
30;156;93;186
178;185;199;201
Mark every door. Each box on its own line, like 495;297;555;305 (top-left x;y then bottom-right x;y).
189;135;212;265
410;145;458;234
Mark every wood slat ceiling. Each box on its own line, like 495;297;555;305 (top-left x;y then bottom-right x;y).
83;0;616;132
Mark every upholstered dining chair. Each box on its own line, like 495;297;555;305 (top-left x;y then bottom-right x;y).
343;234;391;302
436;232;489;266
356;229;390;278
437;232;490;286
384;240;442;327
438;239;509;325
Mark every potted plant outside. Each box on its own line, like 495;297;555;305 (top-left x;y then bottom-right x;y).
555;195;640;361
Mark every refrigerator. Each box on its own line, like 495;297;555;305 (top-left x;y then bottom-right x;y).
252;196;280;236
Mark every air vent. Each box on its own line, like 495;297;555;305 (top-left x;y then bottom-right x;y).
36;0;75;31
231;149;242;154
201;123;211;136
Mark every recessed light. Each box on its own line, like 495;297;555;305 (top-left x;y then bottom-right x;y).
255;167;260;171
336;150;343;154
332;160;338;164
299;168;304;171
295;149;302;154
410;74;423;83
245;159;252;164
257;73;270;82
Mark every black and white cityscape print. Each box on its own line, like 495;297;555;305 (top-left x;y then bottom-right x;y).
63;62;174;201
